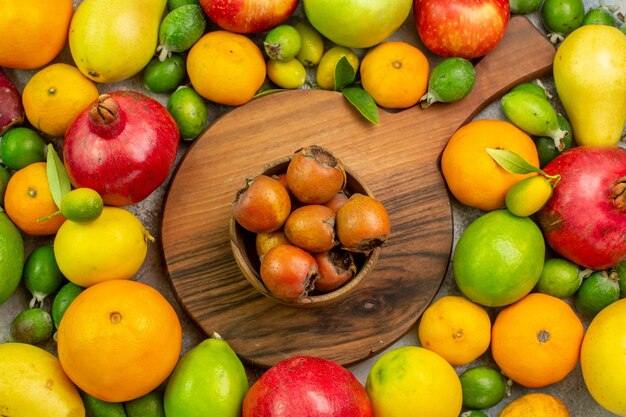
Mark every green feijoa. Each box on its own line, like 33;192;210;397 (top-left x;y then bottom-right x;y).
501;90;568;150
157;4;206;61
0;127;47;171
10;308;53;345
460;412;488;417
266;59;307;89
295;21;324;67
51;281;84;329
620;23;626;35
143;54;187;94
125;390;166;417
0;210;24;305
612;260;626;298
582;7;616;26
535;257;583;298
168;0;198;10
575;270;620;318
0;165;10;207
509;0;542;14
167;86;209;141
23;244;65;308
420;57;476;109
264;24;302;61
81;391;127;417
541;0;585;42
534;114;573;167
509;81;550;100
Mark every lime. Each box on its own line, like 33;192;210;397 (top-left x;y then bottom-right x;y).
460;411;488;417
51;281;84;329
0;164;10;206
535;257;582;298
168;0;198;10
509;81;550;100
295;21;324;67
614;260;626;298
420;57;476;109
60;187;104;223
316;46;359;90
157;4;206;61
267;59;307;89
125;390;166;417
81;391;127;417
505;175;553;217
0;127;46;171
541;0;585;38
582;7;616;26
459;366;508;410
10;308;53;345
509;0;542;14
167;86;209;141
575;270;620;318
143;54;187;94
453;209;545;307
264;24;302;61
534;114;573;167
0;210;24;304
23;244;65;307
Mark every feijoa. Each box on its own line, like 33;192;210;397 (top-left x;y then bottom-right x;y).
264;24;302;61
541;0;585;42
23;244;65;308
509;81;551;100
0;165;9;207
534;113;573;167
510;0;542;14
11;308;53;345
144;54;187;94
295;21;324;67
168;0;198;10
420;57;476;109
167;86;209;141
614;260;626;298
51;281;84;329
582;7;616;26
157;4;206;61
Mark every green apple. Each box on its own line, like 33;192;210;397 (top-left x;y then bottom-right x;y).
303;0;412;48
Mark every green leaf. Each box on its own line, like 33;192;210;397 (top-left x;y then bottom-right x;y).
46;144;71;209
252;88;287;99
334;57;356;91
485;148;544;175
341;87;380;125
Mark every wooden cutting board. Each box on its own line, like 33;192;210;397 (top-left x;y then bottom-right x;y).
161;16;555;368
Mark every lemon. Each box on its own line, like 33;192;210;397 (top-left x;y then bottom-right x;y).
316;46;359;90
22;63;99;137
53;206;153;287
365;346;462;417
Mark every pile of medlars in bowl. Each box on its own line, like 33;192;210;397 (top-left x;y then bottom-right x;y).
232;145;391;303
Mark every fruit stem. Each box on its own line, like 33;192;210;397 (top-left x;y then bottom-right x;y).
611;176;626;210
37;210;61;223
549;129;568;152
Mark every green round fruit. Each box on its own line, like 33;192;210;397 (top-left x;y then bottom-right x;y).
0;127;46;171
534;114;573;167
10;308;53;345
614;260;626;298
582;8;616;26
575;270;620;318
0;210;24;304
267;59;307;89
0;165;10;207
168;0;198;10
509;0;542;14
81;391;127;417
157;4;206;61
453;209;546;307
23;244;65;307
60;187;104;223
541;0;585;36
536;257;582;298
264;24;302;61
167;86;209;141
125;390;166;417
295;21;324;67
143;54;187;94
51;281;84;329
459;366;508;410
420;57;476;109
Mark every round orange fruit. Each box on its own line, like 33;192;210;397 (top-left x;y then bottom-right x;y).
57;280;182;402
499;393;570;417
441;119;539;211
491;293;584;388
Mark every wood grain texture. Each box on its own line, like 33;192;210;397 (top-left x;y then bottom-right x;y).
161;16;555;368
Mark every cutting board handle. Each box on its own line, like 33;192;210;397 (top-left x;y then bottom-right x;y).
392;16;555;140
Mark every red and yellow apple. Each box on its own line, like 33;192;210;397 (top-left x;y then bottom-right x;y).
200;0;298;34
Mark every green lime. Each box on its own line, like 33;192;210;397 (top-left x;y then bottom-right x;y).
0;127;46;171
81;391;127;417
264;24;302;61
51;281;84;329
541;0;585;39
0;210;24;304
167;86;209;141
157;4;206;61
10;308;53;345
23;244;65;307
582;7;616;26
0;164;10;206
459;366;508;410
575;270;620;318
509;0;542;14
168;0;198;10
420;57;476;109
143;54;187;94
267;59;307;89
614;260;626;298
453;209;545;307
535;257;582;298
125;390;166;417
295;21;324;67
534;114;573;168
509;81;550;100
60;187;104;223
459;411;488;417
505;175;553;217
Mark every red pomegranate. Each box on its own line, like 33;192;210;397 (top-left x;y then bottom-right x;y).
537;146;626;270
64;91;180;206
243;356;373;417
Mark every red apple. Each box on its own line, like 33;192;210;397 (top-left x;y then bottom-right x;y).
414;0;510;58
243;356;374;417
199;0;298;34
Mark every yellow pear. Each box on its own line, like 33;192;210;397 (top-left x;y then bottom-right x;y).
553;25;626;147
69;0;167;83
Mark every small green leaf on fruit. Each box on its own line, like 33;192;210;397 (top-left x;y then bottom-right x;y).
341;87;380;125
334;57;356;91
46;144;71;209
486;148;544;175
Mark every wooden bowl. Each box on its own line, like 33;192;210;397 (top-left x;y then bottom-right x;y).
229;155;381;308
